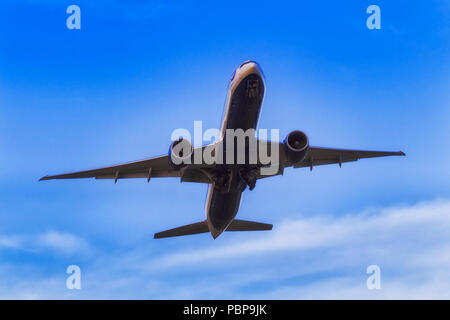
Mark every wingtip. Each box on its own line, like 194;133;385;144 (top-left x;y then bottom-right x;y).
39;176;49;181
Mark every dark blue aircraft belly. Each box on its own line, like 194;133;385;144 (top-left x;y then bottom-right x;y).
225;73;264;132
208;185;243;231
207;72;265;236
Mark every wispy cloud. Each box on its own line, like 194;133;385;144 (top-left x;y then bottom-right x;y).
1;199;450;299
0;235;22;250
36;231;91;255
0;231;91;256
150;199;450;269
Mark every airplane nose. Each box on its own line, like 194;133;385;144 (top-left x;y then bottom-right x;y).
239;60;264;79
239;60;260;71
239;60;256;68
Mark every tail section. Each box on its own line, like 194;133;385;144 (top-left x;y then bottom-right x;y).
154;219;272;239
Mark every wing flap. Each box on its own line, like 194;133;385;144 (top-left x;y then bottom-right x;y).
93;170;179;179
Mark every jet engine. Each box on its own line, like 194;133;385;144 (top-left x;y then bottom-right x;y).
284;130;309;163
168;138;193;169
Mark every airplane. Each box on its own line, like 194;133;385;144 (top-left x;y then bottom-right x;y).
40;60;405;239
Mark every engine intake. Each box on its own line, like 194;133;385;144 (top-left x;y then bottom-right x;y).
168;138;193;169
284;130;309;163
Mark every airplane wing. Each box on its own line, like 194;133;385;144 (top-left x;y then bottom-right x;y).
39;153;212;183
257;143;405;178
293;146;405;169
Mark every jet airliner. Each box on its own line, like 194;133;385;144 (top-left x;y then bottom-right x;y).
40;61;405;239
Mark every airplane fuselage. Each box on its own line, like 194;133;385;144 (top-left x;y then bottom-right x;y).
205;61;265;239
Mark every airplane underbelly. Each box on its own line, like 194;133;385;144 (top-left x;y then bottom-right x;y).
206;70;265;238
208;187;243;232
225;73;265;132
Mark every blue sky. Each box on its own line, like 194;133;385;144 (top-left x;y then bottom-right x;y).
0;0;449;298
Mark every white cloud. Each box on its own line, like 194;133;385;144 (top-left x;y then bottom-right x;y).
0;235;23;250
150;199;450;269
133;198;450;299
0;231;91;256
1;199;450;299
36;231;91;255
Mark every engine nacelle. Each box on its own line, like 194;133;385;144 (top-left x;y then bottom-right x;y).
168;138;193;169
284;130;309;163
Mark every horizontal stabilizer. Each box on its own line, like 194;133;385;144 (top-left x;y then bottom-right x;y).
154;221;209;239
226;219;273;232
154;219;273;239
